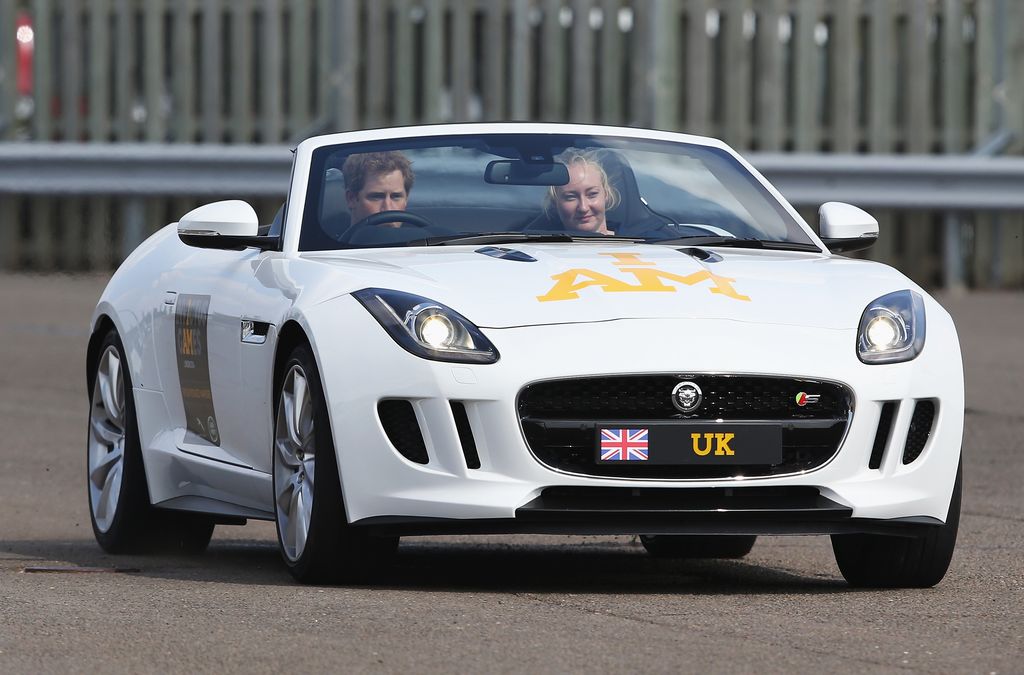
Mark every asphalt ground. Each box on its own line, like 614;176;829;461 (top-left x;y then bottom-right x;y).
0;273;1021;674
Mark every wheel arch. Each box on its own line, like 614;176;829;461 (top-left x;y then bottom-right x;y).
273;319;316;406
86;314;118;395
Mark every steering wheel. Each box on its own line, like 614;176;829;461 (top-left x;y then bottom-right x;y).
340;209;436;239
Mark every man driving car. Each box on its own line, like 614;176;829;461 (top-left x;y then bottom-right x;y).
342;151;414;227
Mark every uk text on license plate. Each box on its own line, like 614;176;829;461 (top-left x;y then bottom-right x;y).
596;423;783;465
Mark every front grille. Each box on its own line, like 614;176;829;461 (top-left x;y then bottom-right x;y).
519;375;847;420
518;375;852;479
902;400;936;464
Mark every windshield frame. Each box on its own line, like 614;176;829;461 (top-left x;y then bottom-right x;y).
298;131;818;252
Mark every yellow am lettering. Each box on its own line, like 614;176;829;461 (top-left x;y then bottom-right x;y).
623;268;751;302
535;268;639;302
599;252;657;266
537;264;751;303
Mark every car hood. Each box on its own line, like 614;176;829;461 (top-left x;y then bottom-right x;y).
303;243;916;330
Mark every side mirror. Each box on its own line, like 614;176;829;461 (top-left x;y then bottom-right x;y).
819;202;879;253
177;200;279;251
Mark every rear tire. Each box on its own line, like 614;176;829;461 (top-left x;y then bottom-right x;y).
832;459;962;588
88;328;215;554
273;344;397;584
640;534;756;559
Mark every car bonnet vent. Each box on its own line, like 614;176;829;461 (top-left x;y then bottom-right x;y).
475;246;537;262
677;247;723;263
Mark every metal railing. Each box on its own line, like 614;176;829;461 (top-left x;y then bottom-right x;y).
2;143;1024;209
1;142;1022;288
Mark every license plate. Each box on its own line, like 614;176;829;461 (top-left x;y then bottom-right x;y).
596;423;783;465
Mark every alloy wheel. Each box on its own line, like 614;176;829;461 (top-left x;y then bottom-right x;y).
274;364;317;562
88;345;127;533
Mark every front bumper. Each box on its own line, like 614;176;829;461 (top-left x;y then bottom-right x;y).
308;296;964;529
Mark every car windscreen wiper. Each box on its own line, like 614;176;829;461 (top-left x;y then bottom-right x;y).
653;235;822;252
421;232;646;246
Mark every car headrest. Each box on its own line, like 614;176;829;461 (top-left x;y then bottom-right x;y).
322;168;352;237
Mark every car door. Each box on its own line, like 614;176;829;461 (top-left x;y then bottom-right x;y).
154;245;266;471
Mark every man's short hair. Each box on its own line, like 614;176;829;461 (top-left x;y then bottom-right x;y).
342;151;415;195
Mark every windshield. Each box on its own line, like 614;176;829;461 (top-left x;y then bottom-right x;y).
299;134;815;251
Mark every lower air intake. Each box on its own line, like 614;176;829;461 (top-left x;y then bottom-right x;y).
902;400;936;464
378;400;429;464
869;402;897;469
450;401;481;469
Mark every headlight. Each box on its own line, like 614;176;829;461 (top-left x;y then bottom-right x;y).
857;290;926;364
353;288;499;364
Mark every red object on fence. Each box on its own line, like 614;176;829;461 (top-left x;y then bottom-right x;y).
16;11;34;96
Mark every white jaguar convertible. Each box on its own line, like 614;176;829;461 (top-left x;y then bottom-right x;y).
87;123;964;587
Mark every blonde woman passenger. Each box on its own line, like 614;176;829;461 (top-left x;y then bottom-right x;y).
546;149;621;235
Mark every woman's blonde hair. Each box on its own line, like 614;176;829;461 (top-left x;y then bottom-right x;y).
545;148;621;213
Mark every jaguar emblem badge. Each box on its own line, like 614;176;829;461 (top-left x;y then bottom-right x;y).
671;381;703;413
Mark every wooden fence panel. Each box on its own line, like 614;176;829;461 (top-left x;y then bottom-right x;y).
541;0;567;121
261;0;283;142
200;0;223;142
451;1;473;122
570;0;595;124
392;0;415;126
721;0;751;147
172;0;197;142
60;0;83;142
683;0;711;136
0;0;14;141
421;0;444;123
597;0;624;126
143;0;163;141
755;0;785;151
792;0;820;151
288;0;311;138
829;0;857;152
365;1;388;126
32;0;52;140
112;0;133;140
87;0;110;142
230;1;255;143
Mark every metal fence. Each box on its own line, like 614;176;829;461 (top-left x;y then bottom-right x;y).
0;0;1022;286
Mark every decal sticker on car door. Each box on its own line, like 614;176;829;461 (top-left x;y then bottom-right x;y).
175;294;220;446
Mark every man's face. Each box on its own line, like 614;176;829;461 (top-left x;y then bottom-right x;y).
346;170;409;225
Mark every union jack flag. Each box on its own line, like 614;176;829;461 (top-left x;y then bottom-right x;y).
600;428;649;461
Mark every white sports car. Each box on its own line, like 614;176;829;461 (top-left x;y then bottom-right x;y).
87;123;963;587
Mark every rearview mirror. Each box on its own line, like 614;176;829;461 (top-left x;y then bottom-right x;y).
484;160;569;186
819;202;879;253
177;200;278;251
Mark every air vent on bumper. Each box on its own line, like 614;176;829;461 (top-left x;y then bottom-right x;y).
378;400;429;464
902;400;936;464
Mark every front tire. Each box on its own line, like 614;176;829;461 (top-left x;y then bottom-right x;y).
639;535;757;559
273;344;397;584
88;328;214;554
831;460;962;588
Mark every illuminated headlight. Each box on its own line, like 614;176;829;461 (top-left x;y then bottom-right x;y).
353;288;499;364
857;290;926;364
